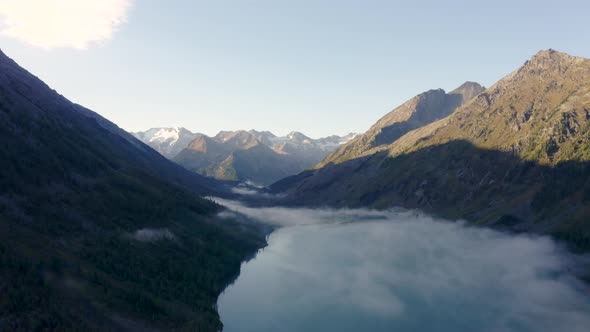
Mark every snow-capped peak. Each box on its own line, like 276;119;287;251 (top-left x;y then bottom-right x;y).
134;127;358;160
150;127;181;145
133;127;197;158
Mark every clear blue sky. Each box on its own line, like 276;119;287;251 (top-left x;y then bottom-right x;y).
1;0;589;138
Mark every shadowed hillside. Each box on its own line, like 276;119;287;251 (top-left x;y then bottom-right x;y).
272;140;590;252
0;49;266;331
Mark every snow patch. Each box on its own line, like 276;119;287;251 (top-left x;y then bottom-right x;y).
149;128;181;146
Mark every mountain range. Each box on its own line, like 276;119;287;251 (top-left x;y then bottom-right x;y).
272;49;590;252
0;49;266;331
133;128;357;185
3;45;590;330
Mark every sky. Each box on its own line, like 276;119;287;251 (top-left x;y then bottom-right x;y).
0;0;589;138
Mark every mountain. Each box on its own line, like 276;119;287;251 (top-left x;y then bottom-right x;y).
163;129;357;185
317;81;484;167
272;50;590;252
132;127;197;158
273;131;358;154
0;49;266;331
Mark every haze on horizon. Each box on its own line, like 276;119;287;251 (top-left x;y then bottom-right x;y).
1;0;589;137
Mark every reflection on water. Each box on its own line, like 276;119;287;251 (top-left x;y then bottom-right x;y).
216;200;590;332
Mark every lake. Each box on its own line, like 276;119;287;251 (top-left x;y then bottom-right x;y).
215;199;590;332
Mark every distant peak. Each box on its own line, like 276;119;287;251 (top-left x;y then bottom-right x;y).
416;88;447;99
449;81;485;102
453;81;484;91
147;126;188;132
533;48;564;58
287;131;301;136
248;129;277;137
526;49;586;69
426;88;446;94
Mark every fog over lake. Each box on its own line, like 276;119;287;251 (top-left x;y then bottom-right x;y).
215;199;590;332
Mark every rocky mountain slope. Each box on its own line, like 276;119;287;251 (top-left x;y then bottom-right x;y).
167;129;356;185
317;81;484;167
0;49;266;331
272;50;590;252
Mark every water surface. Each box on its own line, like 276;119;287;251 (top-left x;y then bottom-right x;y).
216;200;590;332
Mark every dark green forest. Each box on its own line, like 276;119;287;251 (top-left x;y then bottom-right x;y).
0;51;266;331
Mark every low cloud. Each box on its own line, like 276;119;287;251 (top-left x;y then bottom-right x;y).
230;186;260;196
218;199;590;332
0;0;133;49
129;228;175;242
214;197;402;227
229;182;280;198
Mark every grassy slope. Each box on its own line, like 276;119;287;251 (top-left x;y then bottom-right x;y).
386;50;590;164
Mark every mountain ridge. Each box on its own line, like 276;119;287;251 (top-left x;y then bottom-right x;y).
316;81;485;168
271;49;590;253
383;49;590;163
135;127;357;185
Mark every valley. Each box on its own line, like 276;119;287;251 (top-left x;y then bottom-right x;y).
1;41;590;332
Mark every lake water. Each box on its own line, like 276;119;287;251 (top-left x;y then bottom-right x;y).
215;199;590;332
